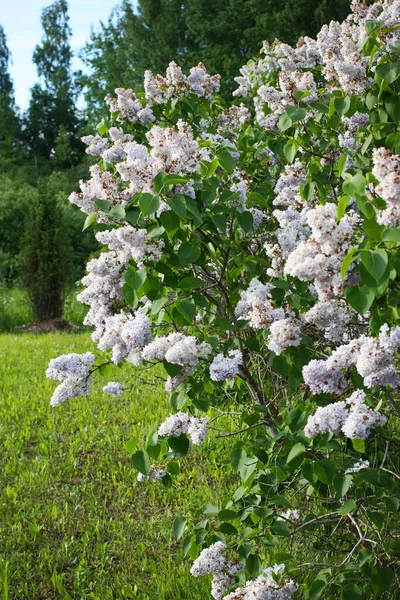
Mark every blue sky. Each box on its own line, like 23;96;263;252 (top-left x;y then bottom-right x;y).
2;0;123;109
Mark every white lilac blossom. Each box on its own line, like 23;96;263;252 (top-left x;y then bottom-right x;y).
302;300;350;342
46;353;95;381
304;390;386;440
98;310;152;365
69;165;133;220
81;134;109;156
284;203;359;300
273;160;308;210
102;382;124;396
46;353;95;407
49;377;92;408
105;87;155;125
209;350;243;381
137;465;166;483
77;252;124;342
96;227;164;267
142;333;211;391
345;459;370;474
116;120;209;198
224;564;297;600
372;148;400;227
235;279;285;329
342;112;369;132
157;412;208;446
190;542;243;599
303;326;400;395
144;61;220;106
267;319;302;356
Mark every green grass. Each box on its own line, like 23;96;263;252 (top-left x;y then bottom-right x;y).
0;333;233;599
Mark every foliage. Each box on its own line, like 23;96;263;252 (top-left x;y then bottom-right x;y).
23;175;70;320
0;332;233;599
0;25;22;162
80;0;351;115
0;175;34;283
23;0;84;167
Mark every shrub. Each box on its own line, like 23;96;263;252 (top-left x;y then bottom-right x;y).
47;1;400;597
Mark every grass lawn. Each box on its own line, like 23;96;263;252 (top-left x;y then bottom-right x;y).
0;333;233;599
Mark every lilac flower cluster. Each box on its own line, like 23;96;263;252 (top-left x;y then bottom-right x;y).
190;542;243;599
304;390;386;439
224;563;297;600
46;353;95;407
303;325;400;395
210;350;243;381
372;148;400;227
157;412;208;446
142;333;211;391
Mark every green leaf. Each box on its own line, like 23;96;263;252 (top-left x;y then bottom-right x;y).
334;96;351;115
178;243;201;266
180;276;203;290
352;438;366;453
160;210;180;234
341;584;362;600
272;521;291;537
246;554;261;578
125;437;138;453
341;247;358;280
163;360;183;377
173;517;187;540
230;448;247;472
338;499;357;516
139;193;160;216
83;212;98;231
314;459;336;485
168;194;187;219
153;172;165;194
132;450;150;475
375;61;400;84
175;298;197;323
207;157;219;177
94;199;111;211
278;112;293;131
218;509;237;520
168;434;190;455
218;148;236;173
371;566;394;596
203;503;220;517
382;228;400;242
237;211;254;232
337;196;351;220
286;443;305;465
283;139;297;163
385;96;400;124
309;579;326;600
110;205;126;219
333;475;352;498
162;174;189;187
360;249;388;282
125;268;147;290
345;285;375;314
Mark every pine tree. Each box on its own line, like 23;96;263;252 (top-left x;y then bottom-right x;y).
23;175;70;320
0;25;22;162
24;0;83;167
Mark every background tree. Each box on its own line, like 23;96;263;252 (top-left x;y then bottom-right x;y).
0;25;22;165
23;175;71;321
24;0;83;169
81;0;352;113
